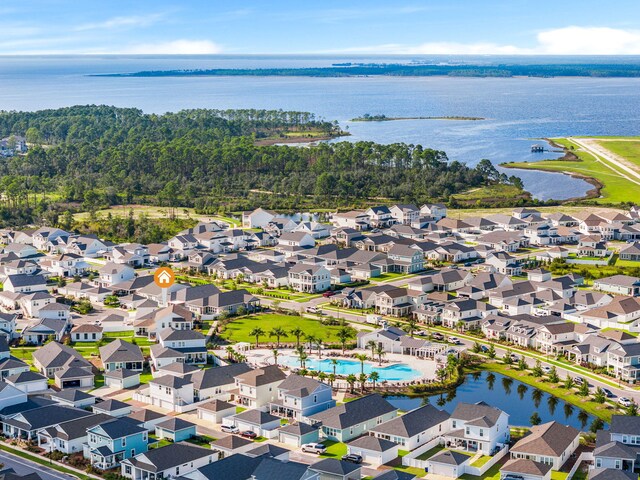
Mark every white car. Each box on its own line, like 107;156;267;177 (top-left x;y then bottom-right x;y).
302;443;327;454
220;424;239;434
618;397;633;407
541;366;552;374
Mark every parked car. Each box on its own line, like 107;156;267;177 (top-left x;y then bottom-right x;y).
342;454;363;464
618;397;632;407
432;332;445;341
240;430;258;439
220;425;239;434
447;336;460;344
306;306;319;313
301;443;327;454
480;345;489;353
541;366;552;374
322;291;336;298
573;376;584;386
416;330;427;336
602;388;615;398
510;353;519;362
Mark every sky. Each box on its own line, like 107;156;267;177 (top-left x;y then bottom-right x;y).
3;0;640;55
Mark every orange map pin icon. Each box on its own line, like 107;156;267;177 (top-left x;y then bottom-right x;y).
154;267;175;288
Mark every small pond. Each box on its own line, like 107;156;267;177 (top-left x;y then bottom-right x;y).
387;371;604;431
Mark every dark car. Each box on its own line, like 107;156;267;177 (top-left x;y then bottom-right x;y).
432;332;445;341
240;430;258;439
602;388;615;398
342;454;363;464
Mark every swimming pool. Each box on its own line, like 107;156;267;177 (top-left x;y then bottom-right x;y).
278;355;423;382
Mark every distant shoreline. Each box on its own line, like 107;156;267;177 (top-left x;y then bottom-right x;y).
351;115;485;122
88;62;640;79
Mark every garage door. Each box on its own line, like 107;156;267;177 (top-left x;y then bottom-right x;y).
362;452;382;464
429;464;457;477
280;433;299;446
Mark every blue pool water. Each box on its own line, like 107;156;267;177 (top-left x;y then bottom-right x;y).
278;355;423;382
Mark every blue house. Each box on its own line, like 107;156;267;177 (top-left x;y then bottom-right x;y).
84;418;148;470
268;375;335;421
154;417;196;442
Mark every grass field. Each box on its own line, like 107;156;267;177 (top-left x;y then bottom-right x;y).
219;313;346;345
73;205;239;226
502;138;640;204
452;184;530;205
595;139;640;169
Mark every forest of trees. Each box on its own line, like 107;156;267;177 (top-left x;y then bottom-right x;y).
0;105;520;226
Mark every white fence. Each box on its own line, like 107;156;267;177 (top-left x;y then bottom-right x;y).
567;451;594;479
402;437;443;468
463;444;509;477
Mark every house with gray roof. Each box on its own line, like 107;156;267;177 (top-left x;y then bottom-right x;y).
309;458;361;480
500;458;552;480
32;341;92;378
100;339;144;372
269;374;335;421
3;404;93;440
308;394;397;442
154;417;196;442
37;413;112;454
370;403;450;450
121;442;216;480
347;435;398;466
444;401;509;455
85;417;149;470
510;421;580;470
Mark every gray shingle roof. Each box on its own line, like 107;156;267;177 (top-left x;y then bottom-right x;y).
370;404;449;438
308;394;396;429
100;339;143;363
428;450;470;466
348;435;396;452
155;417;196;432
310;458;361;476
125;442;213;472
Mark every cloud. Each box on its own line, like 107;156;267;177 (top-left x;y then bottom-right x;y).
75;14;166;32
535;26;640;55
326;26;640;55
121;39;223;55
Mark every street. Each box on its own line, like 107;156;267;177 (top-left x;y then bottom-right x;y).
0;451;79;480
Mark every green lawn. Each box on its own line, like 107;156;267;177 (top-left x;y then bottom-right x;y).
470;455;492;467
416;445;445;461
219;313;345;345
482;362;617;422
0;444;93;480
502;138;640;204
460;463;501;480
595;139;640;168
320;441;347;458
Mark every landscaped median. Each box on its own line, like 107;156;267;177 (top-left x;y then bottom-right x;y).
0;442;98;480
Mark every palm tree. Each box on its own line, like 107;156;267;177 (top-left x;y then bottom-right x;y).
328;373;336;387
358;373;368;392
289;327;304;348
249;327;265;348
375;344;386;365
272;349;279;367
330;358;339;376
354;353;368;375
269;327;287;347
296;347;308;369
315;335;323;358
305;334;318;355
336;327;355;354
225;345;235;360
366;340;377;359
317;371;327;384
369;371;380;390
406;318;418;337
346;374;357;394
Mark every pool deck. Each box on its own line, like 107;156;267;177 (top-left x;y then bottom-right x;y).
231;347;438;386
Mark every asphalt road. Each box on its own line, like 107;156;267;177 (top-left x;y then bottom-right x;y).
0;451;79;480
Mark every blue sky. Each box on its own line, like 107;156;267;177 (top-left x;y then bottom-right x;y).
2;0;640;55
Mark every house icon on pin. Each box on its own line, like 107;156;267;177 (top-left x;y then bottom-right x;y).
154;267;175;288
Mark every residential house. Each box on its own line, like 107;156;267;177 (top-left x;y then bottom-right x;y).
288;264;331;293
444;401;510;455
4;404;92;440
593;275;640;297
97;263;135;288
37;413;113;454
510;421;580;470
269;375;335;421
594;415;640;472
100;339;144;372
308;394;397;442
370;403;450;450
233;365;286;409
85;418;149;470
121;443;216;480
